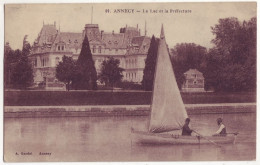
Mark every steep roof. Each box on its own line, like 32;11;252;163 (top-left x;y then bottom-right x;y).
184;69;203;75
102;32;125;49
127;36;151;55
37;24;58;46
52;32;83;50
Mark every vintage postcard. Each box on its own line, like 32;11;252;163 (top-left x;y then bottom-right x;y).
3;2;257;163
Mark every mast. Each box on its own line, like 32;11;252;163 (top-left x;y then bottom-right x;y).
91;6;93;24
145;21;147;36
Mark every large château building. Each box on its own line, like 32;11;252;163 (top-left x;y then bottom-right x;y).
29;22;151;89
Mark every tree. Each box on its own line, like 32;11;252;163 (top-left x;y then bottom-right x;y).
73;35;97;90
98;57;124;88
4;42;13;86
170;43;207;89
206;17;256;91
56;56;76;91
142;35;159;91
11;35;33;89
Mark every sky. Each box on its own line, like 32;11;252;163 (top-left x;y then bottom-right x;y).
4;2;256;50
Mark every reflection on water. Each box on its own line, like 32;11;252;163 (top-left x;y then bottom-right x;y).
4;113;256;161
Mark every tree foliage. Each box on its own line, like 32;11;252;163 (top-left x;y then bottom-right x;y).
171;43;207;89
10;35;33;89
205;17;256;91
4;42;21;86
98;57;124;87
72;35;98;90
56;56;76;91
142;35;159;91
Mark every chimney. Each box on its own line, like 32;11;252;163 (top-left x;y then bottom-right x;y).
112;30;114;35
101;30;104;39
54;21;56;27
137;24;138;29
82;30;85;37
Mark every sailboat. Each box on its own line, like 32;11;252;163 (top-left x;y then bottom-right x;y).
131;25;237;145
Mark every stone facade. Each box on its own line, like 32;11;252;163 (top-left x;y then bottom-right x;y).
182;69;205;92
29;22;151;89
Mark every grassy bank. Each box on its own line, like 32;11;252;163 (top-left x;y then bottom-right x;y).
4;91;256;106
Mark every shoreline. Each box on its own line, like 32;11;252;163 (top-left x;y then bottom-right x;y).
4;103;256;118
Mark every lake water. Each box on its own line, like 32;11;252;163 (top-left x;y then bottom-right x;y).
4;113;256;162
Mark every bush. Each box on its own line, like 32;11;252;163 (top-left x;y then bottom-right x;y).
115;81;142;90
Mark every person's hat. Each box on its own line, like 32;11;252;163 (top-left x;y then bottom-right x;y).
217;118;223;123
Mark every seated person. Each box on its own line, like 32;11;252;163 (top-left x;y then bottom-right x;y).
213;118;227;136
182;118;193;136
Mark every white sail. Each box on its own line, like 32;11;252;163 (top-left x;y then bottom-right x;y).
149;25;188;133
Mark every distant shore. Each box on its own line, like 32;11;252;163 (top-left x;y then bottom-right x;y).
5;103;256;118
5;90;256;106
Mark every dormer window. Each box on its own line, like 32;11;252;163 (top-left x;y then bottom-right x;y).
57;44;65;51
108;41;112;44
114;41;118;45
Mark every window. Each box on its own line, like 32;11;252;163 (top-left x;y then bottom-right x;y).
115;49;118;52
93;46;96;53
193;81;197;84
62;46;64;51
55;57;60;65
98;46;101;53
58;46;60;51
34;59;37;67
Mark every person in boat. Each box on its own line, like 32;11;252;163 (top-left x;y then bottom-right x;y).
213;118;227;136
182;118;193;136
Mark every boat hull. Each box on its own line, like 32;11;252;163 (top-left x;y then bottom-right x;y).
131;130;236;145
